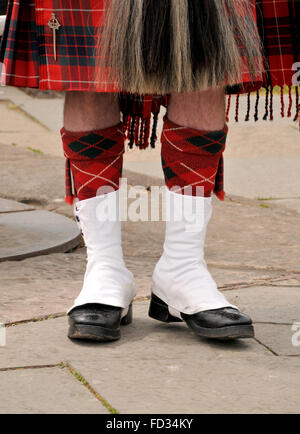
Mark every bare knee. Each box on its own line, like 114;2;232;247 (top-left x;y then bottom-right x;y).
167;87;226;131
64;92;120;132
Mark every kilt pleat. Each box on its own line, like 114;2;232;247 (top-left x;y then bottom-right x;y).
0;0;118;91
256;0;300;88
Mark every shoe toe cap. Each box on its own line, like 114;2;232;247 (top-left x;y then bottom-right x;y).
220;308;252;325
183;307;253;329
68;304;121;328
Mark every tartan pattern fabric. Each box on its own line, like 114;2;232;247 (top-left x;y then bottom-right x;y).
0;0;168;148
120;93;168;149
0;0;117;91
1;0;299;92
0;0;299;141
256;0;300;87
1;0;262;93
61;124;125;204
161;117;227;201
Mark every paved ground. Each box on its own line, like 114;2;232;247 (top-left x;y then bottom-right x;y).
0;198;80;261
0;87;299;414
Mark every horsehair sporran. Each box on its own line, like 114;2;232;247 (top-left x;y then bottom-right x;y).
98;0;263;94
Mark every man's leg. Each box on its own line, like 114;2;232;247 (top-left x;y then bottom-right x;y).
63;92;135;342
161;89;227;200
150;88;254;340
167;88;226;131
64;92;120;132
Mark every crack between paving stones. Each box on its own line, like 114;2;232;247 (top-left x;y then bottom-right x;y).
208;262;300;274
5;311;296;328
255;321;297;326
0;363;62;372
4;104;51;131
226;195;300;213
0;209;35;215
254;338;279;356
281;354;300;357
64;362;119;414
125;257;300;274
5;312;66;327
0;362;121;411
264;284;300;288
219;275;299;291
229;196;300;203
4;298;150;327
3;276;298;328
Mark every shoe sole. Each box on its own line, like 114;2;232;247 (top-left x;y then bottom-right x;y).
149;296;255;340
183;318;255;340
68;304;133;342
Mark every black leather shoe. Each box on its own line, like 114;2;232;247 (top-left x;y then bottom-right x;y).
68;303;133;342
149;294;254;340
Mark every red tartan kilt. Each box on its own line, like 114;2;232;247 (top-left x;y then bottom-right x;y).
0;0;299;125
1;0;300;94
0;0;118;92
0;0;263;94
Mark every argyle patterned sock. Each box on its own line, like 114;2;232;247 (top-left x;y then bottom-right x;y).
161;117;227;200
61;123;125;204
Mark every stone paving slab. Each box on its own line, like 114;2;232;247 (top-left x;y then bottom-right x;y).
207;200;300;273
126;256;286;300
224;156;300;200
75;351;300;414
0;367;108;414
0;251;85;323
0;303;265;370
0;98;62;159
0;143;65;204
0;210;81;261
0;198;34;213
0;248;287;324
224;286;300;325
0;87;64;133
255;324;300;356
0;303;299;414
267;199;300;214
124;199;300;273
2;287;299;360
124;156;300;213
0;99;49;134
